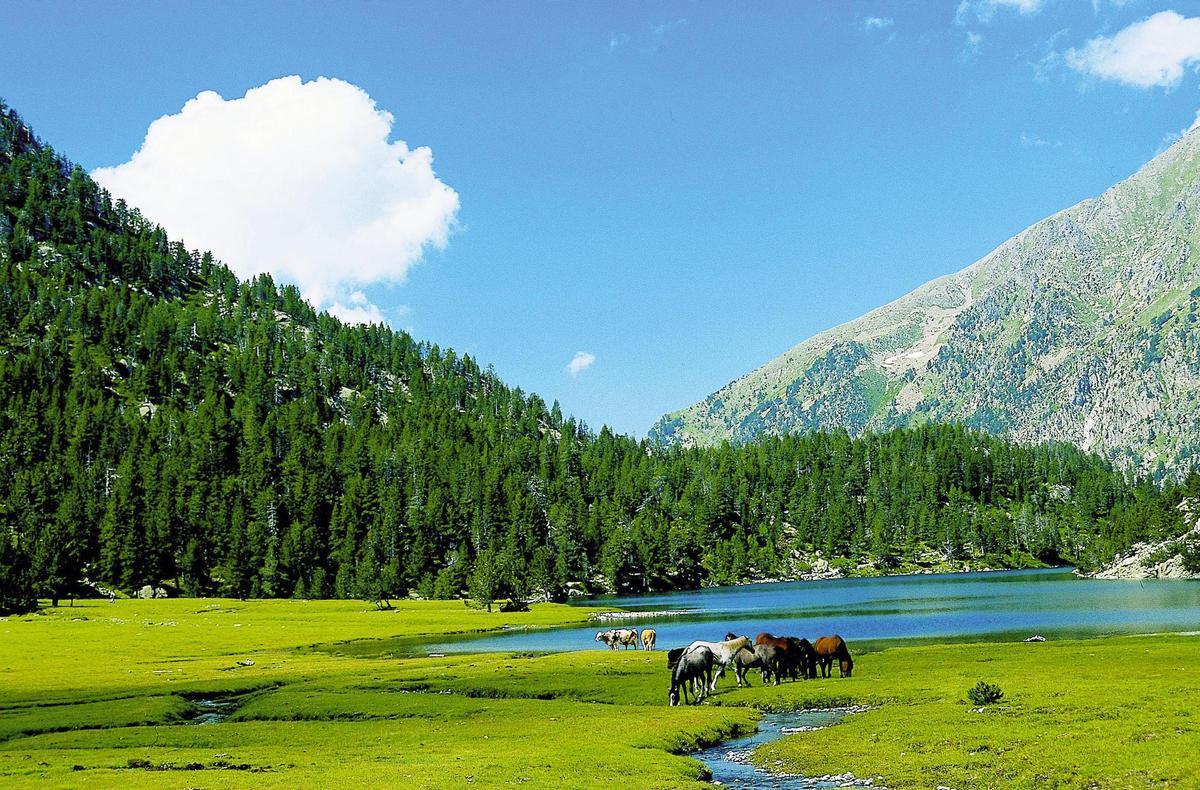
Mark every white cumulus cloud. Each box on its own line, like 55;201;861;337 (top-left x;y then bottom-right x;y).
92;76;460;316
1065;11;1200;88
864;16;895;31
565;351;596;377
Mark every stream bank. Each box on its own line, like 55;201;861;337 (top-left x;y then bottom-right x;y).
693;707;879;789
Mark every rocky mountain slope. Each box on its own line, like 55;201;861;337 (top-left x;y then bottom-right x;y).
651;129;1200;476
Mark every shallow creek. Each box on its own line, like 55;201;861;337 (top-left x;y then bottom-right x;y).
184;693;248;725
694;708;877;789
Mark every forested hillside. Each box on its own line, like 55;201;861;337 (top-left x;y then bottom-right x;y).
0;102;1193;613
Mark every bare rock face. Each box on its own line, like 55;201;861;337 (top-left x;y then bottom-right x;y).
1086;509;1200;580
1087;541;1200;580
652;128;1200;478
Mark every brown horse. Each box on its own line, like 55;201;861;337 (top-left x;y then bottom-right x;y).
753;633;814;682
813;635;854;678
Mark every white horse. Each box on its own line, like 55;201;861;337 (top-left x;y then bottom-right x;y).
683;636;752;690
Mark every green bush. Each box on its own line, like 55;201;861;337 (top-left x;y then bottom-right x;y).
968;681;1005;706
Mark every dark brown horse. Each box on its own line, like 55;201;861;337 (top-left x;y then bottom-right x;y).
753;633;814;682
813;635;854;678
786;637;818;680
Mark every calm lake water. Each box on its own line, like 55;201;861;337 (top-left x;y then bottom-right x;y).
417;568;1200;654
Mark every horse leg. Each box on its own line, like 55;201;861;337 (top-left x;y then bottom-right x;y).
711;663;724;692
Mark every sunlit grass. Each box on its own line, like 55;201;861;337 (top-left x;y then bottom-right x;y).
2;599;1199;788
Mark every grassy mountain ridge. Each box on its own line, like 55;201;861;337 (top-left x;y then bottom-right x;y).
651;129;1200;477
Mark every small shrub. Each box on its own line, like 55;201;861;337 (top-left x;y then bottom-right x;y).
968;681;1005;706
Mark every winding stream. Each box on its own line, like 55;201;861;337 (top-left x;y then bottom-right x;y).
694;708;869;788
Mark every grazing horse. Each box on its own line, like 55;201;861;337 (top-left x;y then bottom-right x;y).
641;628;657;651
669;646;715;706
786;637;818;680
730;645;764;687
754;643;784;685
666;646;686;670
683;636;753;690
813;635;854;678
754;633;810;682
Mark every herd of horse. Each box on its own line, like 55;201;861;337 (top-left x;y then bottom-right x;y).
597;624;854;705
594;627;853;706
666;632;854;706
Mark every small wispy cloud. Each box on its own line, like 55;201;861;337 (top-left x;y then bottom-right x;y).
565;351;596;377
1019;132;1062;148
962;31;985;60
652;18;688;44
609;18;688;53
956;0;1044;26
1065;11;1200;89
1154;109;1200;154
863;16;895;31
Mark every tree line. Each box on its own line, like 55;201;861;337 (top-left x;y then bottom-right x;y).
0;101;1194;614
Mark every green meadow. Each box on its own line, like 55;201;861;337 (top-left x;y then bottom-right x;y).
1;600;1198;788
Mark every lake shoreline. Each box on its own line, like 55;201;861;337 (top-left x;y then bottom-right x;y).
578;563;1074;608
426;567;1200;654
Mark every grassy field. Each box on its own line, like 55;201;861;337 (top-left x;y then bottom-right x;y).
2;599;1198;788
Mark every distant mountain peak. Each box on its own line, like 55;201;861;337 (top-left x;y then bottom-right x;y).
651;130;1200;476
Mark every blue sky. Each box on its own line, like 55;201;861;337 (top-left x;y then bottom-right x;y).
4;1;1200;436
